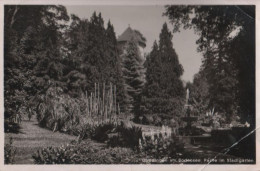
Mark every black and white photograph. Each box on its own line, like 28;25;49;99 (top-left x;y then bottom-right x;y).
2;1;258;169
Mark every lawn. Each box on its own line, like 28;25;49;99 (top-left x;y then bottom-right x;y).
4;116;104;164
5;115;250;164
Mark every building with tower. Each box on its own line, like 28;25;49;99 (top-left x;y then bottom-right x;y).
117;25;146;63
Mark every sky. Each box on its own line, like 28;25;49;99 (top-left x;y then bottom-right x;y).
65;5;203;82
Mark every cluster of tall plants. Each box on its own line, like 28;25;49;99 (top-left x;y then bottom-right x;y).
35;82;121;137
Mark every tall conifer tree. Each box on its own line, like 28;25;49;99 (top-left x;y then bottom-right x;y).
140;23;185;123
64;12;127;111
122;39;144;113
105;20;128;112
159;23;184;98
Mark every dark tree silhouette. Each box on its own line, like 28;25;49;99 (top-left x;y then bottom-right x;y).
140;23;185;124
165;5;255;124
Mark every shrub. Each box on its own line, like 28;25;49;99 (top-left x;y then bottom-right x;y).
32;142;142;164
142;115;154;125
140;97;185;126
33;145;76;164
134;114;163;126
119;125;142;148
107;135;123;147
152;115;162;126
91;123;117;142
140;134;184;160
107;124;142;149
32;134;185;164
4;120;20;133
85;147;142;164
35;83;121;140
69;123;96;141
5;137;16;164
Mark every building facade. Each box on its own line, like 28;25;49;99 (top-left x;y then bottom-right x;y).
117;26;146;63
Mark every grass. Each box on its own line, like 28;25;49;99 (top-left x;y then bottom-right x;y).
4;114;159;164
4;115;101;164
5;115;247;164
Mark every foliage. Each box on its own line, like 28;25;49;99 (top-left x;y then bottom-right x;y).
68;122;96;140
4;7;127;133
91;123;117;142
164;5;255;124
32;125;186;164
5;137;17;164
4;5;69;130
4;120;21;133
35;83;120;138
32;136;185;164
33;142;143;164
102;122;143;149
64;12;127;111
139;24;185;124
187;72;209;117
140;134;184;160
33;145;75;164
117;124;143;148
122;38;145;113
85;146;142;164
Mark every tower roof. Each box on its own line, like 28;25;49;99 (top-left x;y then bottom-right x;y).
118;26;146;48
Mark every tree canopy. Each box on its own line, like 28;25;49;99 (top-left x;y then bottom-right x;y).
140;23;185;123
164;5;255;124
4;5;69;126
4;6;127;131
121;38;145;113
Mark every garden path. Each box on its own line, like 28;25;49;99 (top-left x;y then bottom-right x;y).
5;116;97;164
